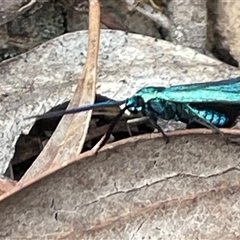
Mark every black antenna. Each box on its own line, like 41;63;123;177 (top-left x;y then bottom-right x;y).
25;100;126;120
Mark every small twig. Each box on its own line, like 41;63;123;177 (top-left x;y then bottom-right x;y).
18;0;101;183
18;0;37;13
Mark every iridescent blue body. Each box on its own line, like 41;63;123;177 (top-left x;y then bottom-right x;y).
126;86;238;128
27;77;240;148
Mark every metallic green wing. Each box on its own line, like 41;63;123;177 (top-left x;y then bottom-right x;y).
157;77;240;103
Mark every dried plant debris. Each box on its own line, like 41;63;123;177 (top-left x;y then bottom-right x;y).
0;1;67;61
1;0;239;67
0;0;161;62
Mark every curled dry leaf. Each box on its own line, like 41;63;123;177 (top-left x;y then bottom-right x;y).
2;30;240;176
1;131;240;238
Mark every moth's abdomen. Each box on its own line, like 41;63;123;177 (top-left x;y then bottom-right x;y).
191;108;229;127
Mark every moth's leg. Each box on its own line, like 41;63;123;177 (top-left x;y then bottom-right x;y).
185;104;225;137
192;117;225;136
149;116;169;143
97;107;127;151
126;116;150;136
192;117;240;145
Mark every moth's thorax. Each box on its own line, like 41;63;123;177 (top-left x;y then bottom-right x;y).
135;86;165;103
126;86;166;114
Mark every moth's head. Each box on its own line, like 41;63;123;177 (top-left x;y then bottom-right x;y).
126;96;145;114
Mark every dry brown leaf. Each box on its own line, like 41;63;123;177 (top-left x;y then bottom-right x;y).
0;177;16;195
18;0;101;183
101;12;130;31
1;130;240;238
